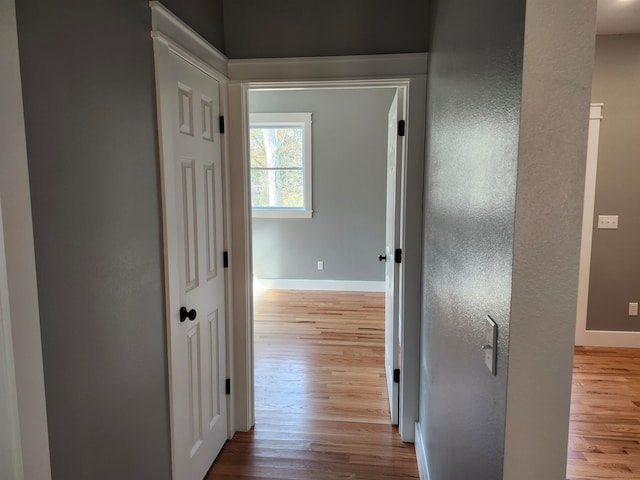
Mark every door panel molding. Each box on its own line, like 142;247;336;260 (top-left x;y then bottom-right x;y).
151;4;234;477
150;8;235;442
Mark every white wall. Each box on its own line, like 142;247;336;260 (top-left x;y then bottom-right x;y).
0;1;52;478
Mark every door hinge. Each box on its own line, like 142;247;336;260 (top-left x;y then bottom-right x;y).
394;248;402;264
225;378;231;395
397;119;405;137
219;115;225;134
223;251;229;268
393;368;400;384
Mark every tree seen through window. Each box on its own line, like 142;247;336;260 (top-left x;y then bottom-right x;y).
250;125;305;208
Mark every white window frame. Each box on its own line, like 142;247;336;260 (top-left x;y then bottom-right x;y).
249;112;313;218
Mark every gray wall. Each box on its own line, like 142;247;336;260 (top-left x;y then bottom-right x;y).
420;0;595;478
250;88;394;281
503;1;595;477
587;34;640;331
164;0;225;53
223;0;429;59
14;1;223;478
420;0;525;477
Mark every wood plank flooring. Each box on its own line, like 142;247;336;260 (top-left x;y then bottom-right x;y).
206;290;640;479
206;289;418;479
567;346;640;480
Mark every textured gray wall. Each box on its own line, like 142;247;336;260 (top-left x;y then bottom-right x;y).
164;0;225;52
250;88;394;281
503;1;596;478
223;0;429;59
14;0;223;478
420;0;525;477
421;0;596;478
587;35;640;331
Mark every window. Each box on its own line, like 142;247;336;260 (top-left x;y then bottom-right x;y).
249;113;312;218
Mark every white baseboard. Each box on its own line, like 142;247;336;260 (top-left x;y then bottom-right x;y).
415;422;430;480
255;278;384;292
579;330;640;348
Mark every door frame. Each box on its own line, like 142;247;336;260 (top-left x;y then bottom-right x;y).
228;55;427;441
574;103;603;346
150;0;237;446
384;89;402;426
0;1;51;477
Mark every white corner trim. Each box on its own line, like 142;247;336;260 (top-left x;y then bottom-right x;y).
415;422;430;480
575;103;603;346
590;103;604;120
228;52;427;81
581;330;640;348
255;278;384;292
150;1;228;77
0;202;24;480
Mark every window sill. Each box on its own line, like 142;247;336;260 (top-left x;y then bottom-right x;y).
252;209;313;219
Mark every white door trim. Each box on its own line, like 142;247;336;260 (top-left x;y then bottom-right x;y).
229;65;426;442
150;0;236;447
149;1;228;76
0;200;24;480
0;2;51;477
575;103;603;345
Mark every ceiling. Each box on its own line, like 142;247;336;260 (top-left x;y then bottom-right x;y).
597;0;640;34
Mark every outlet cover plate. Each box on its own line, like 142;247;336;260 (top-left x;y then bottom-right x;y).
598;215;618;229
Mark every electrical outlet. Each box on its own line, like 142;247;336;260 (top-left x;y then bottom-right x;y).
317;261;324;271
597;215;618;229
629;302;638;317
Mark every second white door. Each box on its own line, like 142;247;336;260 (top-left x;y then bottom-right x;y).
155;45;227;480
384;91;403;425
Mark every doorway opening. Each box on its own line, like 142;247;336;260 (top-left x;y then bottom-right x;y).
247;85;400;428
227;72;426;446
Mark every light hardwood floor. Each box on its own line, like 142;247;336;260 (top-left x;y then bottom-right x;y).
567;346;640;480
206;289;418;479
206;290;640;479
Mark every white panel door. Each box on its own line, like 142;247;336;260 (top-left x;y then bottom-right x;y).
0;201;24;479
157;49;227;480
383;92;402;425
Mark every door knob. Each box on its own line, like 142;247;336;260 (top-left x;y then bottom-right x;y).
378;254;387;262
180;306;197;322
